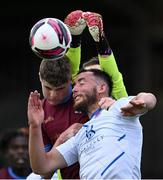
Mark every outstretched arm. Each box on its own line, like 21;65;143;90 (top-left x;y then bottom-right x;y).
65;10;86;82
98;54;128;100
121;92;157;116
66;46;81;82
82;12;128;99
28;91;67;176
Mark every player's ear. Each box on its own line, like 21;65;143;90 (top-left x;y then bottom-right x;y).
97;83;107;94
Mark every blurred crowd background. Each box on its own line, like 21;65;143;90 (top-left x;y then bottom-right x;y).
0;0;162;178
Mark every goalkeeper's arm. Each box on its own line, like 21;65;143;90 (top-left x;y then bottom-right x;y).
64;10;86;83
66;35;81;83
83;11;128;99
97;34;128;99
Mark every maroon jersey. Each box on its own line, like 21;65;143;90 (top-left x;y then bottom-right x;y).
0;167;27;179
41;96;88;179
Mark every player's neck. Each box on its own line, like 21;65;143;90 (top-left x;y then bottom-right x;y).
87;103;99;118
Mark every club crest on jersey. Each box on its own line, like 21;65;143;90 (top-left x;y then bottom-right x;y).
86;125;95;140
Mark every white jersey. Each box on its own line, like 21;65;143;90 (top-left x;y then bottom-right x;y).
56;96;143;179
26;172;58;180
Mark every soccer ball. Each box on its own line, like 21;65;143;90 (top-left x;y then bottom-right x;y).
29;18;72;60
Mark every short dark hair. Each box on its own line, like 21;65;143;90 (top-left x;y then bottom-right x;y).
78;68;112;96
0;128;29;153
39;55;71;87
82;56;99;69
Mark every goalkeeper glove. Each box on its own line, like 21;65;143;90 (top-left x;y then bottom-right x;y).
64;10;86;47
83;12;112;55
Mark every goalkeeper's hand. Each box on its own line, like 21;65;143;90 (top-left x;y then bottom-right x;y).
82;12;104;42
83;11;111;55
64;10;86;36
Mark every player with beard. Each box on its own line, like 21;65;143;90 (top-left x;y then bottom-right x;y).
27;10;127;179
27;69;156;179
64;10;128;100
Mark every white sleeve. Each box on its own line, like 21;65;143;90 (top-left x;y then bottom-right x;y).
120;96;146;117
108;96;144;128
111;96;143;118
56;136;78;166
26;172;42;179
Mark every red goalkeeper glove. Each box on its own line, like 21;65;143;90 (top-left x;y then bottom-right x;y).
64;10;86;48
83;12;112;55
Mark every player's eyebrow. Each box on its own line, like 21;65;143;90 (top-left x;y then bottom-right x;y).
78;77;85;83
74;77;85;85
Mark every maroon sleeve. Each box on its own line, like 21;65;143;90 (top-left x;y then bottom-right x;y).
41;124;52;152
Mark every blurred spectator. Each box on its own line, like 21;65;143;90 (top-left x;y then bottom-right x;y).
0;127;32;179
